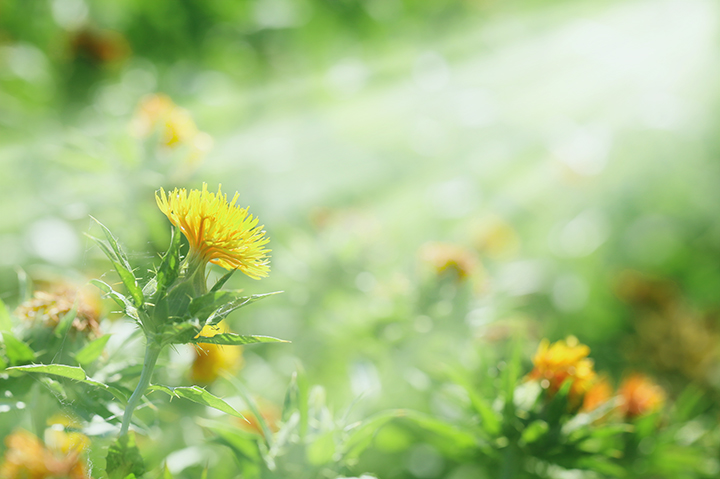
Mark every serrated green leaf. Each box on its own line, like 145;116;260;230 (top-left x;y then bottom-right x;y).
87;219;143;307
106;433;145;479
148;384;245;418
155;225;182;299
90;279;140;323
191;291;282;327
210;269;236;293
2;332;35;365
75;334;112;365
6;363;128;403
191;333;288;346
0;298;11;332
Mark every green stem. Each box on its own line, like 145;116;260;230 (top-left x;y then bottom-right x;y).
120;337;162;436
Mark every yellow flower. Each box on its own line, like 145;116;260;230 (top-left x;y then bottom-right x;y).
191;321;243;384
618;373;665;419
156;183;270;279
132;94;199;148
420;242;479;282
15;288;101;338
0;429;89;479
528;336;597;407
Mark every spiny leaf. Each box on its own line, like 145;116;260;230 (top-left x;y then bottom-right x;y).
191;333;289;346
90;279;140;323
6;363;127;403
148;384;245;419
155;225;182;299
210;269;236;293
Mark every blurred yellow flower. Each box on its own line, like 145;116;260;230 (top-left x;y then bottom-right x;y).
0;429;89;479
529;336;596;406
191;321;243;384
156;183;270;278
618;373;665;419
420;242;479;282
14;288;101;338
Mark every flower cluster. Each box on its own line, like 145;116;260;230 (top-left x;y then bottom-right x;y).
529;337;665;417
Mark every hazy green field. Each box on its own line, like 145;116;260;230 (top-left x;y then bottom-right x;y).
2;0;720;478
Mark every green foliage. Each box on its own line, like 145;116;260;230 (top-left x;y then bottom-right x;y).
107;433;146;479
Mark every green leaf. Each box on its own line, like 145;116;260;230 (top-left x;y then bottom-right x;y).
400;410;477;455
15;266;32;302
148;384;245;419
90;279;140;323
75;334;112;365
210;269;236;293
520;420;549;444
2;332;35;365
0;298;11;332
190;291;282;326
87;218;143;308
342;410;401;460
200;419;261;463
575;457;626;477
6;363;128;403
106;433;145;479
54;300;79;339
191;333;289;346
445;367;500;436
221;372;274;446
307;431;336;465
155;225;182;299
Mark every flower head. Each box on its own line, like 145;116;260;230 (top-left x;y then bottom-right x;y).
156;183;270;279
618;373;665;418
528;336;596;406
581;376;614;412
0;429;89;479
15;289;101;338
420;242;479;282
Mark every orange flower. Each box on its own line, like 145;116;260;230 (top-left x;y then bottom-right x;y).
581;376;614;412
618;374;665;418
529;336;597;406
0;429;89;479
420;242;479;282
191;321;243;384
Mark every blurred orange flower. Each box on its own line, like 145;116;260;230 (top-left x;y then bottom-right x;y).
618;374;665;419
0;429;89;479
420;242;480;282
528;336;596;407
191;321;243;385
581;376;614;412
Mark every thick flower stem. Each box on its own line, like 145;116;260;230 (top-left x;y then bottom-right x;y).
120;338;163;436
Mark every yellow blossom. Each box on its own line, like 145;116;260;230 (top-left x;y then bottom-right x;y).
618;373;665;418
156;183;270;278
528;336;597;407
420;242;479;282
0;429;89;479
191;321;243;384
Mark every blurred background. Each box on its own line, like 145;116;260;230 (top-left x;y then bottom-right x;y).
2;0;720;476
